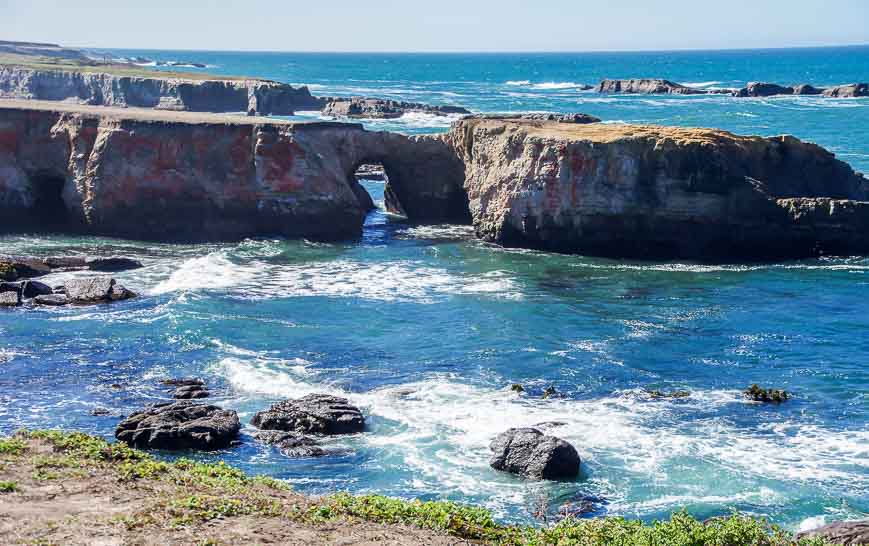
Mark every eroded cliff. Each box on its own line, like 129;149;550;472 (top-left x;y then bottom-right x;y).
0;102;467;241
447;118;869;259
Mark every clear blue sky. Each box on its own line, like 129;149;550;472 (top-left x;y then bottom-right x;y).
2;0;868;52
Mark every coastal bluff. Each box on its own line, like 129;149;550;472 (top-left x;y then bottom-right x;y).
448;117;869;260
0;101;467;241
2;101;868;260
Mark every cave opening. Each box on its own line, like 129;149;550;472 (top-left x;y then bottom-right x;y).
353;162;408;220
29;172;69;229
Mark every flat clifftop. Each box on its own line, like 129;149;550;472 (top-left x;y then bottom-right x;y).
458;117;782;147
0;98;304;127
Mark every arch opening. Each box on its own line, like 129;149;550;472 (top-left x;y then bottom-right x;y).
28;172;70;229
352;162;408;219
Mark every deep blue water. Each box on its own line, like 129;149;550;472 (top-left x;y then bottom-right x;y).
2;47;869;532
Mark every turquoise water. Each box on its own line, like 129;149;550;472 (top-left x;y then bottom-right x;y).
2;48;869;531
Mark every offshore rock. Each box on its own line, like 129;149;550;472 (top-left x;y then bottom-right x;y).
795;519;869;545
823;83;869;98
115;400;241;450
251;394;365;435
489;427;580;480
172;385;210;399
21;279;52;298
792;84;825;95
448;117;869;260
85;257;143;272
732;82;794;97
468;113;601;124
33;294;68;306
595;79;706;95
322;97;470;119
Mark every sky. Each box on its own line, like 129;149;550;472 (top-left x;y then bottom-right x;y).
2;0;868;52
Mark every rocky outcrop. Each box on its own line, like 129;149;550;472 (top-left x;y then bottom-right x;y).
0;254;140;280
62;277;137;303
489;427;580;480
251;394;365;435
322;97;470;119
466;113;601;124
115;401;241;450
0;103;469;240
823;83;869;98
253;430;327;458
732;82;794;97
447;117;869;260
0;66;321;115
596;79;707;95
795;520;869;545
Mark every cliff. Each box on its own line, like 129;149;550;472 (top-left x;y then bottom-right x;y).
0;66;322;115
0;101;467;241
447;118;869;260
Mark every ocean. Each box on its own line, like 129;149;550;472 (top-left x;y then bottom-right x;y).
1;47;868;531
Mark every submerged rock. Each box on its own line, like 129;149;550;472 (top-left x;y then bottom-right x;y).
161;378;205;387
115;401;240;450
253;430;327;458
251;394;365;435
489;427;580;480
795;519;869;545
744;384;789;403
62;277;137;304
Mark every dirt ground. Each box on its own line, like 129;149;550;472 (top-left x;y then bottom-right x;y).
0;439;469;546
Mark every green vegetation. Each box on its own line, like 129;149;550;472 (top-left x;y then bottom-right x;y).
745;384;789;403
0;52;251;81
0;430;831;545
0;262;17;281
0;480;17;492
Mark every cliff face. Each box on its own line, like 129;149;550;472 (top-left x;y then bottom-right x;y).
0;67;321;115
447;118;869;260
0;103;467;241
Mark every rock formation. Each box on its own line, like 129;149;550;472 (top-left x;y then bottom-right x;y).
115;401;241;450
251;394;365;435
823;83;869;98
489;427;580;480
732;82;794;97
447;117;869;260
0;66;322;116
253;430;327;458
795;519;869;545
0;103;469;240
322;97;470;119
596;79;707;95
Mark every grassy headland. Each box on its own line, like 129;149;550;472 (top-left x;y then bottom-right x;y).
0;430;830;545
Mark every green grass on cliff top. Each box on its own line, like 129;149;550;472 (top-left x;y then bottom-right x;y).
0;430;831;546
0;53;253;81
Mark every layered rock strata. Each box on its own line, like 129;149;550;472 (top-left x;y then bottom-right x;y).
447;117;869;260
0;102;469;241
0;66;322;115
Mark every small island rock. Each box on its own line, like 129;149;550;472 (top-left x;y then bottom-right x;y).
251;394;365;435
489;427;580;480
115;400;240;450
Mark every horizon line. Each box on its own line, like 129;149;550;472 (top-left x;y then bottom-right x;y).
72;41;869;55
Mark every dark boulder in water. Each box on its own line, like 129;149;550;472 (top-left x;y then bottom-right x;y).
115;400;240;450
795;519;869;545
792;84;825;95
85;256;144;272
0;282;20;294
21;280;53;298
251;394;365;435
253;430;327;458
0;257;51;280
489;427;580;480
744;384;789;403
161;378;205;387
